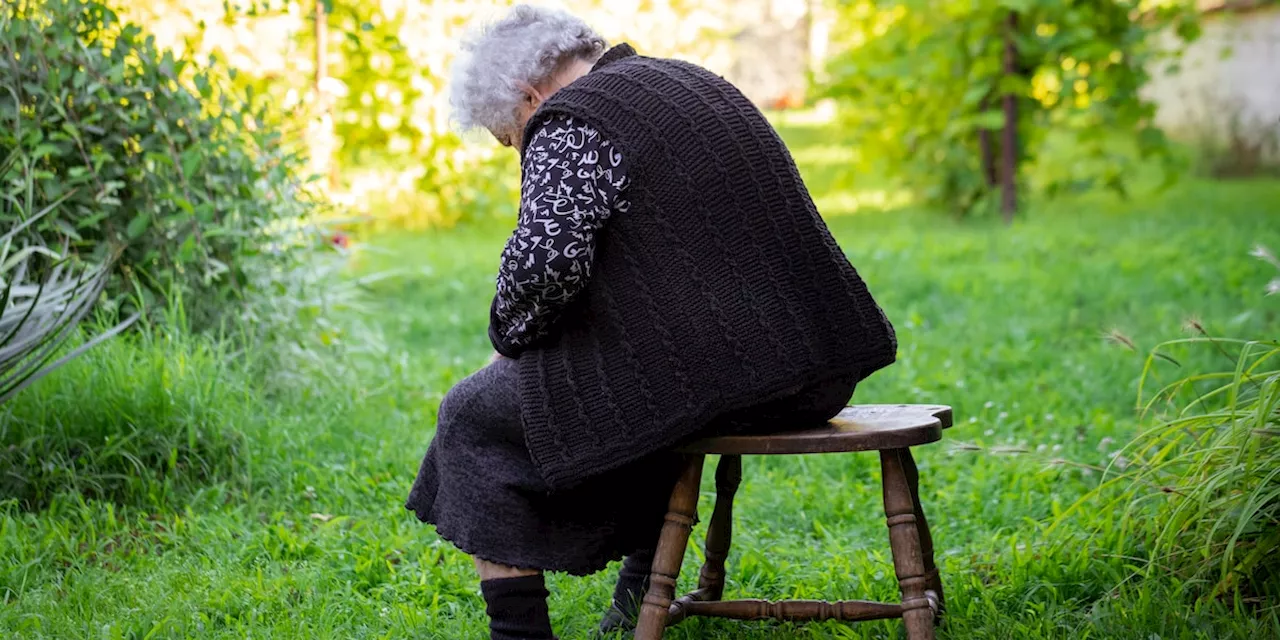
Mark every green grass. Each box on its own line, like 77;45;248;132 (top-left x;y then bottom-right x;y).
0;322;250;510
3;119;1280;638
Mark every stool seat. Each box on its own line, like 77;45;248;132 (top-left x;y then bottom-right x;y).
678;404;953;455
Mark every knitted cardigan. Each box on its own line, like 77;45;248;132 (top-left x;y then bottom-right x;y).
515;44;897;489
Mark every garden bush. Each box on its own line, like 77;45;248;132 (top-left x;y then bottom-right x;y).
0;0;323;331
0;0;368;507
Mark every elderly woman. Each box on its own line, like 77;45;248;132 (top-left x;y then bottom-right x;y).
405;5;897;639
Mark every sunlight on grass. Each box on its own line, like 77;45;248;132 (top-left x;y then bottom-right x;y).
813;188;915;216
770;108;916;216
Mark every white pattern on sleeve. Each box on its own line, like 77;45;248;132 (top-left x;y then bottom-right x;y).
489;114;630;357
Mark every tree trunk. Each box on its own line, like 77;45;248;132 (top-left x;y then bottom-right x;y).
313;0;337;188
314;0;327;92
1000;10;1018;222
979;96;997;187
804;0;815;75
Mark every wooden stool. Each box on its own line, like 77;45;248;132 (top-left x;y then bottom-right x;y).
635;404;952;640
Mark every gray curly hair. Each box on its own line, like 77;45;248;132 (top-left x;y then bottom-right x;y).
450;4;607;133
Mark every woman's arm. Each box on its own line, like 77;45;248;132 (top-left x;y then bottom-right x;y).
489;114;629;359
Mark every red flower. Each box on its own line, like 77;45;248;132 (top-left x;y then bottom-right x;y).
330;232;350;249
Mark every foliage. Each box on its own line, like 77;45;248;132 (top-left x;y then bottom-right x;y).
1067;248;1280;603
311;0;520;229
241;238;399;389
0;0;323;330
820;0;1202;215
0;256;133;406
2;117;1279;636
0;191;139;405
121;0;741;232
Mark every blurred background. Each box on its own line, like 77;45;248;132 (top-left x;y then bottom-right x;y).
2;1;1280;638
112;0;1280;233
127;0;1280;223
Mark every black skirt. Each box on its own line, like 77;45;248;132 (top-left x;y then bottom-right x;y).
405;357;856;576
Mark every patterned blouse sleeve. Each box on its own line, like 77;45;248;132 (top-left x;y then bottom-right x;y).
488;114;630;358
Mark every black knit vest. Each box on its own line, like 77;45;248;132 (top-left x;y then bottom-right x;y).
517;44;897;489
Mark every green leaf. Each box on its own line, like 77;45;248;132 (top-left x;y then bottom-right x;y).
126;213;152;239
181;150;201;177
1136;127;1167;156
996;0;1033;12
1175;18;1202;44
76;211;109;229
972;110;1007;130
194;73;212;99
195;203;216;223
962;84;990;108
53;219;82;240
177;233;197;261
146;152;175;168
997;75;1031;96
160;51;176;79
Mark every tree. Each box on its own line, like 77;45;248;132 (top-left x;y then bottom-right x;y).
822;0;1201;218
118;0;743;229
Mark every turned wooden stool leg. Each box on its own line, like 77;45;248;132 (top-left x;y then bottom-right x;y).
635;454;705;640
880;448;936;640
901;447;945;616
697;454;742;601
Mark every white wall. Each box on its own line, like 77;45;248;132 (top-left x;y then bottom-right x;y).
1144;7;1280;144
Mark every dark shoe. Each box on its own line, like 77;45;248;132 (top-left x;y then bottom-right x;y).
595;602;637;637
595;549;653;637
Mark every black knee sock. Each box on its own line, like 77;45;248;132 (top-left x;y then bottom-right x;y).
612;549;654;616
481;574;555;640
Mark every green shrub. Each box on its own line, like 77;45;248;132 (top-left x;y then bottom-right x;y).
1068;246;1280;604
0;316;252;509
819;0;1199;215
0;0;322;330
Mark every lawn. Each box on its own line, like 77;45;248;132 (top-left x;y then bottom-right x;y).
2;118;1279;639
